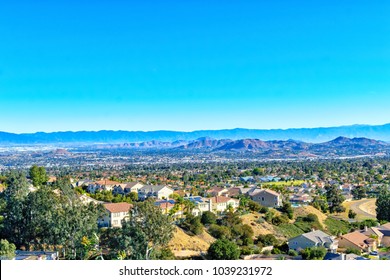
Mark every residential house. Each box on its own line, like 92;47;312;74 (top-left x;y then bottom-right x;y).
112;182;144;195
184;196;240;216
206;196;240;214
98;202;132;228
155;199;184;219
338;231;377;253
288;230;338;252
124;182;144;194
360;226;384;247
323;252;368;260
138;185;174;200
226;187;242;198
240;176;256;183
250;189;282;208
237;186;259;196
87;179;122;194
376;223;390;247
289;193;312;205
185;196;212;216
206;186;228;197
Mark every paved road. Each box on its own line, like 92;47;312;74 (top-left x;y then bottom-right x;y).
349;199;376;219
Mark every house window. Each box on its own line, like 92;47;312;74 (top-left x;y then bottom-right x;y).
113;220;118;225
113;212;120;217
262;197;264;201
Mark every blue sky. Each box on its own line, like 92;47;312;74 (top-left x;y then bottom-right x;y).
0;0;389;133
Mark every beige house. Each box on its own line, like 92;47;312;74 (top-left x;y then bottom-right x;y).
187;196;240;216
206;196;240;214
112;182;144;195
250;189;282;208
338;231;377;253
87;179;122;194
138;185;174;200
98;202;132;228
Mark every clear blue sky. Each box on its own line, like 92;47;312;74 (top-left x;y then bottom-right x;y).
0;0;389;133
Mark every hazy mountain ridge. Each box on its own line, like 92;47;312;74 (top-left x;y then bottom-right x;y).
1;123;390;145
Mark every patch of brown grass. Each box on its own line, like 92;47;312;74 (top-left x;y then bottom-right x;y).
168;226;215;256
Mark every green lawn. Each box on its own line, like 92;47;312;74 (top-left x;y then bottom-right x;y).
261;180;306;187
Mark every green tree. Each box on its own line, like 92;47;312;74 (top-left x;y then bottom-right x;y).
0;239;16;260
181;214;203;235
300;246;327;260
281;201;294;219
201;211;217;225
325;185;345;213
351;186;366;200
2;171;30;248
376;186;390;222
106;223;148;260
125;200;174;259
348;209;357;219
207;239;241;260
208;224;231;239
29;165;49;188
256;234;279;247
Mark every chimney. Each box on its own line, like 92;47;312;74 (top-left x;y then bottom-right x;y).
364;226;368;232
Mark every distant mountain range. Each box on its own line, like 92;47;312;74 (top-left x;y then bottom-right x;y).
91;136;390;157
1;123;390;145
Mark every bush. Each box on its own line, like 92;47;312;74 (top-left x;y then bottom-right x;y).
201;211;217;225
271;248;281;254
345;247;361;256
300;247;327;260
181;214;203;235
274;242;289;254
240;246;254;255
248;200;262;212
256;234;279;247
208;224;231;239
348;210;357;219
288;249;298;257
208;239;241;260
263;250;271;256
265;211;274;222
281;202;294;219
151;247;176;260
303;214;318;223
259;206;269;214
271;215;289;226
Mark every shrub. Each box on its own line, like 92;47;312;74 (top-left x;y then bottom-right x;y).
345;247;361;256
201;211;217;225
240;246;254;255
288;249;298;257
271;248;281;254
256;234;279;247
208;224;231;239
300;247;327;260
208;239;241;260
271;215;289;226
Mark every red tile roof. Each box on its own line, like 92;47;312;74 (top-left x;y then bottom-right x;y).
104;202;132;213
95;179;121;186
